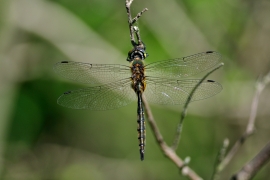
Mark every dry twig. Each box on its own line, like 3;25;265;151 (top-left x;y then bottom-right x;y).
218;71;270;172
142;63;223;180
142;95;203;180
231;140;270;180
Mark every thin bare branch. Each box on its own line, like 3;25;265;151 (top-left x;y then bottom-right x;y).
142;95;203;180
211;139;230;180
231;140;270;180
131;8;148;25
218;71;270;171
171;63;225;150
125;0;148;45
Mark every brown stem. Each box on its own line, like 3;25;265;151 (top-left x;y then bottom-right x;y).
218;72;270;171
142;95;203;180
231;141;270;180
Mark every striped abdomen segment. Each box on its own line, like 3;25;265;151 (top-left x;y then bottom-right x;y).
137;91;145;161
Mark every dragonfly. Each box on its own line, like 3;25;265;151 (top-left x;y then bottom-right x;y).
54;42;222;161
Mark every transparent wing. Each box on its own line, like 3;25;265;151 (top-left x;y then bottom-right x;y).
54;61;130;85
57;78;136;110
144;77;222;105
145;51;222;79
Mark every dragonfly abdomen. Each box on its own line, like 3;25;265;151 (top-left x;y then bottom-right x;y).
137;91;145;161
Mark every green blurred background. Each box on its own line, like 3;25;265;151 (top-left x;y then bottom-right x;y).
1;0;270;179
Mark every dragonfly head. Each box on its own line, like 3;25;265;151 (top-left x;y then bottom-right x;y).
127;42;149;62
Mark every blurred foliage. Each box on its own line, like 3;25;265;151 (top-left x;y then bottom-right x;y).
1;0;270;179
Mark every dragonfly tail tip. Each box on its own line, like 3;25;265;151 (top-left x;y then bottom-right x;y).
140;150;144;161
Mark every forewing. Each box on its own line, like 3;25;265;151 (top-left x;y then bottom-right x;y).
54;61;130;85
145;51;222;79
57;78;136;110
144;77;222;105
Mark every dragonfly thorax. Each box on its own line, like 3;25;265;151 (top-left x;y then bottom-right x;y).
130;59;146;93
